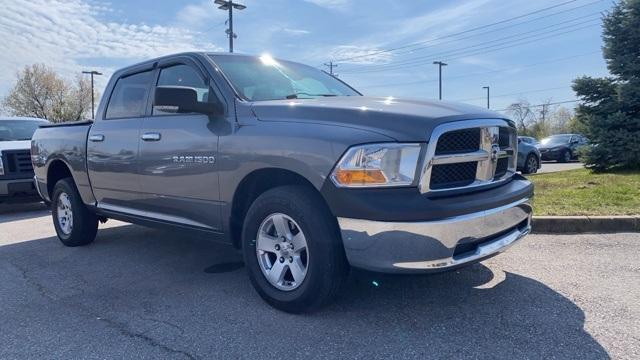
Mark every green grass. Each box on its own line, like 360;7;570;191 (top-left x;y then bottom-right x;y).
528;168;640;216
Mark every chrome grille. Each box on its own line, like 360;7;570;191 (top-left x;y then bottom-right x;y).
430;161;478;189
435;128;481;155
419;119;517;193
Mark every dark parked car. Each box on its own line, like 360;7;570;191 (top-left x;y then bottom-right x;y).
537;134;588;162
0;117;47;203
517;136;541;174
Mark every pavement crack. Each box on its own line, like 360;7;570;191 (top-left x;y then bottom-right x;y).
97;317;197;360
139;317;186;336
8;261;55;300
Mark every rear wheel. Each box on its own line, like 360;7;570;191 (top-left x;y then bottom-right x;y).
559;150;571;163
522;154;539;174
51;178;98;247
241;185;349;313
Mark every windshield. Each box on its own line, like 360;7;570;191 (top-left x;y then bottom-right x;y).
210;55;360;101
0;120;45;141
540;135;572;146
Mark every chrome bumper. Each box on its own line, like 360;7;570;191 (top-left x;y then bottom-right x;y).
338;198;532;273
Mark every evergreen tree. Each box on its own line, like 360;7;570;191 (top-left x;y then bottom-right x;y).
572;0;640;171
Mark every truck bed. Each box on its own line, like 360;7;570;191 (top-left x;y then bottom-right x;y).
31;121;94;204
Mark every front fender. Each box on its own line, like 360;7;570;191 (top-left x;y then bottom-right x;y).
218;121;395;205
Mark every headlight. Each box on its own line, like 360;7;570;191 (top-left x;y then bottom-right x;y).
331;143;421;187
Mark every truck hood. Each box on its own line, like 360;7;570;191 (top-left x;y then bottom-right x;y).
250;96;508;141
0;140;31;152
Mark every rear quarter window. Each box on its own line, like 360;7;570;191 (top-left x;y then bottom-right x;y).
105;70;154;119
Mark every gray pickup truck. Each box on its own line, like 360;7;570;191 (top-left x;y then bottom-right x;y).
31;52;533;312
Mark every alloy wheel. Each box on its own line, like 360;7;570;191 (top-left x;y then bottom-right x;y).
56;192;73;235
255;213;309;291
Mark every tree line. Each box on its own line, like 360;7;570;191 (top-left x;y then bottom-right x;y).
506;99;578;140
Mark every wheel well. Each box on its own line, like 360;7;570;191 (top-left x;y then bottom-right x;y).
47;160;73;198
229;168;324;249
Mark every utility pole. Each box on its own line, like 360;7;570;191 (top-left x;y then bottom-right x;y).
433;61;447;100
214;0;246;53
324;61;338;76
482;86;490;109
82;70;102;119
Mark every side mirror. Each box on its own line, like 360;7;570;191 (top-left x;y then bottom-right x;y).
154;86;222;115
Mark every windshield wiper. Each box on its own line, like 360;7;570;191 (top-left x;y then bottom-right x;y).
285;92;338;99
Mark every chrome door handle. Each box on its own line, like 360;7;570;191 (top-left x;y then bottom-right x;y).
89;134;104;142
141;133;161;141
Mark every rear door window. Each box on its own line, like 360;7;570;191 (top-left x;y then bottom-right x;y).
105;70;154;119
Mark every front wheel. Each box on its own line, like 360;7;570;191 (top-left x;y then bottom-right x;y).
51;178;98;247
522;154;539;174
241;186;349;313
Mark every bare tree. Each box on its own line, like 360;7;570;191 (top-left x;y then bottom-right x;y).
506;99;535;136
550;106;574;134
1;64;93;122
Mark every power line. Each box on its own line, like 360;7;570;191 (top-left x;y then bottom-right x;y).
339;11;602;73
340;19;601;74
377;0;605;60
332;0;587;63
441;23;599;62
358;50;600;89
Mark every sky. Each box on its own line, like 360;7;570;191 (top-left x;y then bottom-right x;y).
0;0;612;112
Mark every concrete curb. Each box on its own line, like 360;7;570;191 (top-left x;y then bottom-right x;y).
532;216;640;234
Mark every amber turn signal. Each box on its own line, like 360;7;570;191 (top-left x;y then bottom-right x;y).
333;169;387;186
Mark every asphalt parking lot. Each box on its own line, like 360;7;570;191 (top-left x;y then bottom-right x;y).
1;203;638;359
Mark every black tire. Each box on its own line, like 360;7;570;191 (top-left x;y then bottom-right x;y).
51;178;98;247
241;185;349;313
559;150;571;163
522;154;539;174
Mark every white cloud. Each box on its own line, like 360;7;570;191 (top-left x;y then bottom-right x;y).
175;0;227;29
393;0;493;38
282;28;311;36
303;0;350;11
0;0;223;96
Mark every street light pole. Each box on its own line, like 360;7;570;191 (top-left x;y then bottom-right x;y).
82;70;102;119
433;61;447;100
214;0;246;53
482;86;490;109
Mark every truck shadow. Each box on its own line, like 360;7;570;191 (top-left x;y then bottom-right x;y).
0;224;608;359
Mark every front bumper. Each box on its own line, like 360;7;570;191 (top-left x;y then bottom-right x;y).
0;177;40;203
338;198;532;273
